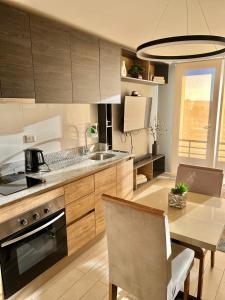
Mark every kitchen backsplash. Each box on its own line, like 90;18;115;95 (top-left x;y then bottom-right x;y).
0;103;98;166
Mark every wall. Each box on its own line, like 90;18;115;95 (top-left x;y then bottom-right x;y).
0;103;97;164
112;81;158;157
158;64;176;173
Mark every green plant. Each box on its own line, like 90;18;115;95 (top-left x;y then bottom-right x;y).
171;183;189;195
128;64;144;77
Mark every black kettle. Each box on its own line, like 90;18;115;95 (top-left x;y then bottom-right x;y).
24;148;47;173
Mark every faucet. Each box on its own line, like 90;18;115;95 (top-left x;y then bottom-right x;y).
84;125;98;155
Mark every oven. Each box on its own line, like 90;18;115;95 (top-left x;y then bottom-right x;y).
0;196;67;299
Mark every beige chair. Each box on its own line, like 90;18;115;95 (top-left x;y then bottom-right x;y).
175;163;224;299
102;194;194;300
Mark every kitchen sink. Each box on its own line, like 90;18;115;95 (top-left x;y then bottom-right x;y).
89;153;116;161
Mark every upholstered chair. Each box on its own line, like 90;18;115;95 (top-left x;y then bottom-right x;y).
175;163;224;299
102;194;194;300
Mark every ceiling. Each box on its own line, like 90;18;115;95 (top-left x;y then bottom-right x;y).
3;0;225;51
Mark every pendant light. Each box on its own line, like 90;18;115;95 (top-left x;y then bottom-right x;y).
136;0;225;62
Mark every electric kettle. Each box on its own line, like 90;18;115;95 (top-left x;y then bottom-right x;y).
24;148;47;173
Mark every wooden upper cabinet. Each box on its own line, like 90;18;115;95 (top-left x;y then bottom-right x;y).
30;15;72;103
100;40;121;104
70;31;100;103
0;4;35;98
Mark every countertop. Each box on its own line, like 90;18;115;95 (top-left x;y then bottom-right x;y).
0;151;132;208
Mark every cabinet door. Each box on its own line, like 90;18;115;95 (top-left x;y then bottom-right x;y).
117;158;134;200
100;40;121;104
71;31;100;103
0;4;34;98
30;15;72;103
94;166;117;235
67;212;96;256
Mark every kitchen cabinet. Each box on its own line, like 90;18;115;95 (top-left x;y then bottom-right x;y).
64;175;94;204
66;193;95;225
116;158;134;199
0;4;34;98
30;15;72;103
67;211;96;255
94;166;117;235
70;31;100;103
100;40;121;104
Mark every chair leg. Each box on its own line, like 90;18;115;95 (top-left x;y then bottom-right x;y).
211;250;215;268
197;256;204;300
183;271;190;300
109;282;117;300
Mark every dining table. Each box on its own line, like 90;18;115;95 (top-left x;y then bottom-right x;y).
134;185;225;300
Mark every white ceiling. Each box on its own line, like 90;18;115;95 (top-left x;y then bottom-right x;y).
3;0;225;51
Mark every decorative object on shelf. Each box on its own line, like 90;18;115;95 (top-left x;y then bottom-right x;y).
131;90;141;97
121;60;127;77
149;120;167;155
128;64;144;78
152;141;159;156
136;0;225;62
153;76;165;84
168;183;189;209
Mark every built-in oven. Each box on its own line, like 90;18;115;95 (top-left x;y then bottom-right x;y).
0;196;68;299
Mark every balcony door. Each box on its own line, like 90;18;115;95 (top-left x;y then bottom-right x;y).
175;60;222;167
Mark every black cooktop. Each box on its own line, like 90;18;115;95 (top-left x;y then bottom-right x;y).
0;173;45;196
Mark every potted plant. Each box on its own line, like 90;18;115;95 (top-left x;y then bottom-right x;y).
168;183;189;208
128;64;144;79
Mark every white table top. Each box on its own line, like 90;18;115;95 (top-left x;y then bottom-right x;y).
134;186;225;251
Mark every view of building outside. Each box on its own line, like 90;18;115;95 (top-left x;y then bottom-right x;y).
178;68;215;160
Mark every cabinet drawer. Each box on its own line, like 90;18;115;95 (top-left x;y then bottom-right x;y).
94;166;116;195
65;175;94;204
67;212;95;256
66;193;94;225
117;158;133;181
117;172;133;200
95;185;116;235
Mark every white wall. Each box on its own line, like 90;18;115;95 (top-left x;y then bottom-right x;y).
158;64;176;173
0;103;97;164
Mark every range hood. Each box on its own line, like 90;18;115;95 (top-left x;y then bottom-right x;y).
0;98;35;104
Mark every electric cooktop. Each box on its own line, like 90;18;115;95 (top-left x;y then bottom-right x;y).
0;173;45;196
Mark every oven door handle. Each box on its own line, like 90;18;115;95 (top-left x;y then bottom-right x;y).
0;211;65;248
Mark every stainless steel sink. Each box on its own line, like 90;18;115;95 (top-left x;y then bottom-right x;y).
89;153;116;161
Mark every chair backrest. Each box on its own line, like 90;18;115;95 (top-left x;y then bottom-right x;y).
102;194;173;300
176;164;223;197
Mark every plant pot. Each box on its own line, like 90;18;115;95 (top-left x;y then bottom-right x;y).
168;192;187;209
152;141;158;156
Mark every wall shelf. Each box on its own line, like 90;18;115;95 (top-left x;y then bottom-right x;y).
121;48;169;85
133;154;165;190
121;76;165;86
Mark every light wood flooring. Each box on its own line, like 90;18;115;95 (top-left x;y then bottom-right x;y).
2;177;225;300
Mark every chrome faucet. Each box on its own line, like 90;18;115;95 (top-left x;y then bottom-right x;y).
84;125;98;155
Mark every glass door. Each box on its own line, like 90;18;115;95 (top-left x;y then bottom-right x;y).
174;60;222;168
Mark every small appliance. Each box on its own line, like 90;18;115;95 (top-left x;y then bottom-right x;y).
24;148;49;173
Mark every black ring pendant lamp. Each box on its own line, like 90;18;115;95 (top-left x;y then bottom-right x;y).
136;0;225;62
137;35;225;62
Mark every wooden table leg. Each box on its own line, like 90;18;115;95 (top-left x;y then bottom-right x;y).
109;282;117;300
197;255;204;300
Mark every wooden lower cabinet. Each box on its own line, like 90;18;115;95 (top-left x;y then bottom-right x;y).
117;158;134;200
66;193;95;225
67;211;96;256
95;186;116;235
94;166;117;235
64;175;94;204
65;160;134;255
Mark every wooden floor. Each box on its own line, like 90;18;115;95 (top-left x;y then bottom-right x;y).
3;177;225;300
